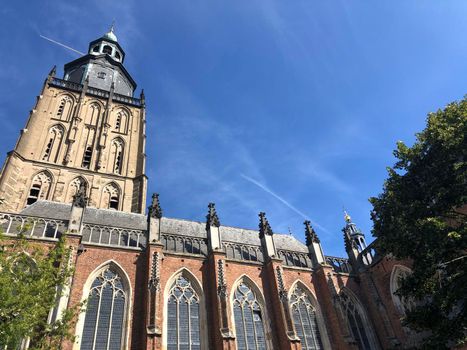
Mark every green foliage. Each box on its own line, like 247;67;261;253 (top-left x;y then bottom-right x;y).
0;228;81;349
370;98;467;349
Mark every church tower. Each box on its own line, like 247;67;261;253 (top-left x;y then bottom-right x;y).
0;27;147;213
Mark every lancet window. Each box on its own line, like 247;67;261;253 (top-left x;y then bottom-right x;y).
26;172;52;205
109;139;124;175
233;282;266;350
114;110;127;133
85;103;100;126
80;267;128;350
166;275;201;350
391;266;415;315
67;177;87;203
290;286;323;350
81;126;96;169
56;96;73;121
42;125;64;163
102;183;120;210
340;291;373;350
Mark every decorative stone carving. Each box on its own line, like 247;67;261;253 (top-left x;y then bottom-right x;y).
217;259;227;297
276;265;288;301
206;202;220;229
148;193;162;219
258;212;273;238
72;183;88;208
149;252;161;291
304;220;320;244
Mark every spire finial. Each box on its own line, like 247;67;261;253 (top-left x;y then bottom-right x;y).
148;193;162;219
344;209;352;223
304;220;320;245
206;202;220;229
258;212;273;238
110;20;115;32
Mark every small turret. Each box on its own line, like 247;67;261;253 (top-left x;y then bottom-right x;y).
304;220;325;267
343;211;367;252
206;203;222;252
148;193;163;243
258;212;276;260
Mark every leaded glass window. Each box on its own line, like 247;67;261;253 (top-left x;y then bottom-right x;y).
80;267;127;350
233;283;266;350
340;292;372;350
290;287;323;350
167;275;201;350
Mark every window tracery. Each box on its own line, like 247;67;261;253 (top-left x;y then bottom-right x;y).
56;96;73;121
109;139;124;175
82;126;96;169
67;177;87;203
339;291;373;350
233;282;266;350
80;267;127;350
85;103;100;125
114;110;127;133
102;183;120;210
390;266;415;315
167;275;201;350
26;172;52;205
290;286;323;350
42;125;64;163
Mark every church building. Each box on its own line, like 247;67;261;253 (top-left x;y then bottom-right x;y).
0;28;415;350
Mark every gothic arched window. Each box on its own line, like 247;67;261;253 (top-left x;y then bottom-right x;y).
390;266;415;315
109;139;124;175
27;171;52;205
290;286;324;350
67;177;87;203
340;291;374;350
166;275;201;350
80;266;128;350
102;183;120;210
42;125;64;163
81;126;96;169
85;103;100;126
56;96;73;121
233;282;267;350
114;110;128;133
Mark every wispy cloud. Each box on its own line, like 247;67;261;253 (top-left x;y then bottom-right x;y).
240;173;328;233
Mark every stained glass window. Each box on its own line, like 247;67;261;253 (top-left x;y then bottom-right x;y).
290;286;323;350
167;275;201;350
233;282;266;350
80;267;127;350
340;292;372;350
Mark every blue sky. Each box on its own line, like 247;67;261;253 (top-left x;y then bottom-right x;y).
1;1;466;257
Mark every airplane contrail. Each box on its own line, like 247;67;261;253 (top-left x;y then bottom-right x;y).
39;35;84;56
240;173;329;233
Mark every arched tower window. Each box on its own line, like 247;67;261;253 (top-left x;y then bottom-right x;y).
339;290;376;350
56;96;73;121
42;125;64;163
67;177;87;203
109;139;124;175
85;103;100;126
81;126;96;169
103;45;112;55
102;183;120;210
166;275;201;349
390;266;415;315
114;110;128;133
80;266;128;350
290;286;324;350
233;282;267;350
26;171;52;205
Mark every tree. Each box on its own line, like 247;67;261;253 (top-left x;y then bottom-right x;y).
0;230;81;349
370;97;467;349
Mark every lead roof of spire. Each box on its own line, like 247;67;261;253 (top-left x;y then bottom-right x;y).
258;212;273;238
206;203;220;229
103;22;118;42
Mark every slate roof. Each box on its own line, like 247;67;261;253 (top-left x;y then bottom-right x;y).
21;201;308;253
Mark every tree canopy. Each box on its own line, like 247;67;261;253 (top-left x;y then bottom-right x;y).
0;232;79;349
370;98;467;348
